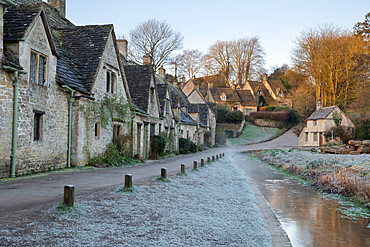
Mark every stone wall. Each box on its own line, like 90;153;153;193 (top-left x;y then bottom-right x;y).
0;16;69;178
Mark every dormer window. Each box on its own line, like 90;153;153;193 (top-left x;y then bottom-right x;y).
106;70;116;94
30;51;47;86
150;86;155;103
257;89;261;95
220;93;226;101
277;90;282;97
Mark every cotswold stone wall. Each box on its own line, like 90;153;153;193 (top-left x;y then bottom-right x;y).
0;16;69;178
254;119;282;128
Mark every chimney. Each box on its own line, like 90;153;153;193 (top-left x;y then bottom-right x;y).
48;0;66;18
117;39;128;60
143;54;152;65
316;99;322;110
208;82;213;89
181;75;185;83
231;83;235;90
158;66;165;79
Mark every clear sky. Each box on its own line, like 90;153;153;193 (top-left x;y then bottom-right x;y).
63;0;368;72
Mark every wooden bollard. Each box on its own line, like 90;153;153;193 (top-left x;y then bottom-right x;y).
216;154;219;159
212;156;215;161
223;153;225;157
161;168;167;178
181;164;185;173
220;153;222;158
193;161;198;170
201;159;204;166
63;185;75;207
207;157;210;163
124;174;132;188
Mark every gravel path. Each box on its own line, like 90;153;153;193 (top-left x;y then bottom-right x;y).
0;156;272;247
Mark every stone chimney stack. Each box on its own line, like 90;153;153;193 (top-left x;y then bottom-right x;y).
143;54;152;65
181;75;185;83
158;66;165;79
117;39;128;60
48;0;66;18
208;82;213;89
316;99;322;110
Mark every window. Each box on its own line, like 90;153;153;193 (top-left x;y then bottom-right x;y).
305;132;308;142
30;51;47;86
233;107;238;111
113;124;121;139
33;111;44;141
150;123;155;137
165;99;170;114
106;70;116;94
313;132;318;142
150;87;155;103
94;123;100;138
313;120;317;126
220;94;226;101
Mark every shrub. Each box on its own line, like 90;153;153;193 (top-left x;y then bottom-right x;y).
150;135;166;158
249;111;290;122
189;141;198;153
179;138;191;154
356;121;370;140
324;126;355;144
224;130;234;138
88;142;138;167
225;110;243;124
216;106;229;123
261;105;288;112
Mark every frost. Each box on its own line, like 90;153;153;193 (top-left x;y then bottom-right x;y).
0;156;272;246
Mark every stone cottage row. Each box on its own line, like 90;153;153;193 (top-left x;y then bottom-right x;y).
0;0;216;178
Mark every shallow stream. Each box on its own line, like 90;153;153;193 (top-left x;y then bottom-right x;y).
234;153;370;247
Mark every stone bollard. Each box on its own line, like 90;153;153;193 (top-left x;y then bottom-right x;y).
181;164;186;173
212;156;215;161
63;185;75;207
193;161;198;170
207;157;211;163
161;168;167;179
201;159;204;166
216;154;219;159
124;174;132;188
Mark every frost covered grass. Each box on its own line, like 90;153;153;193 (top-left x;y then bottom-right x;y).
0;156;271;246
227;124;282;146
255;149;370;218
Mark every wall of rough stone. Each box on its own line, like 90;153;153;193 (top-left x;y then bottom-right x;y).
0;16;69;178
72;32;131;166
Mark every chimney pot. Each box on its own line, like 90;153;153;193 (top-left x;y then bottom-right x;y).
316;99;322;110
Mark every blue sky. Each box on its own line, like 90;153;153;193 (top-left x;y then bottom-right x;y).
64;0;368;72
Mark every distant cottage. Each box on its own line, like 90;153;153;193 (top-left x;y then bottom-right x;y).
298;101;355;146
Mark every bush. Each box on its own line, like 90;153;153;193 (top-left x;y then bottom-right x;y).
88;142;137;167
249;111;290;122
179;138;197;154
225;110;243;124
150;135;166;158
356;121;370;140
260;105;288;112
216;106;229;123
224;130;234;138
324;126;355;144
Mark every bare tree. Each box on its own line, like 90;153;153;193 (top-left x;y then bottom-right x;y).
175;49;206;80
129;19;184;71
208;40;233;87
231;37;265;85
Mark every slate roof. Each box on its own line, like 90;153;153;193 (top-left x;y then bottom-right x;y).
180;111;198;125
156;83;169;116
210;88;240;102
124;65;154;113
237;90;258;106
3;3;42;41
186;74;227;96
268;79;290;96
3;48;23;70
55;25;113;92
307;106;337;120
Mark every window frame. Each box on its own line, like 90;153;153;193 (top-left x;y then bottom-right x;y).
33;110;45;141
30;50;47;86
106;70;116;94
313;132;318;142
94;123;100;138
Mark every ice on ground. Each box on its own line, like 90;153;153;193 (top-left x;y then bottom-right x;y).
0;156;272;247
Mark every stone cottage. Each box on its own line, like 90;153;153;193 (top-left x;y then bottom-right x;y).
298;101;355;146
0;0;132;178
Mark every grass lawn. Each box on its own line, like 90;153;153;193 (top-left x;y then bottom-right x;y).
227;124;283;146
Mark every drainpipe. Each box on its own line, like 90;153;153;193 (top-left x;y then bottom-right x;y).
61;85;75;168
4;66;27;178
131;115;135;157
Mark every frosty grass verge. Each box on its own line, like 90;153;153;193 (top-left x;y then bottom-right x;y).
1;156;272;246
